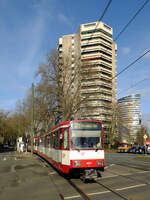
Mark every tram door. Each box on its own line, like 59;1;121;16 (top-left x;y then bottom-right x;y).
61;128;70;165
59;129;63;164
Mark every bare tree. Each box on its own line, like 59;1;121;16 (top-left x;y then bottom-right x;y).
135;125;149;146
35;48;92;126
107;102;130;146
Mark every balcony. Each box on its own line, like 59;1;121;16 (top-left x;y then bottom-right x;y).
99;34;112;44
81;80;112;89
100;74;112;81
80;87;100;94
101;55;112;63
100;62;112;70
81;48;112;58
100;88;112;95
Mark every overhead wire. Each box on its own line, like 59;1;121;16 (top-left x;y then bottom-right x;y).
118;75;150;95
112;49;150;80
81;0;112;53
114;0;150;41
80;0;150;90
98;0;112;22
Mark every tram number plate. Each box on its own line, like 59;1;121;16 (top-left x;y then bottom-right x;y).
86;162;92;165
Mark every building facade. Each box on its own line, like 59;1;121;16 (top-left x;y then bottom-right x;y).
117;94;141;143
58;21;117;140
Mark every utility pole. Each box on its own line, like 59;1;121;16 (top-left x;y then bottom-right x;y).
31;83;34;154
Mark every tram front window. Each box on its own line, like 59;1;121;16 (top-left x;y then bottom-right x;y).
70;121;102;150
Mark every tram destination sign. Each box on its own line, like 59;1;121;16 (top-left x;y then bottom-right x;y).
71;121;101;130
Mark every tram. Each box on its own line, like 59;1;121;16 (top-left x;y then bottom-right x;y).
34;120;104;181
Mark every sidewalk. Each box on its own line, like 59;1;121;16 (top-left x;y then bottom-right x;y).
0;152;61;200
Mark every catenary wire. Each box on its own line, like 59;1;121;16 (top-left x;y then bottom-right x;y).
98;0;112;21
118;75;150;95
112;49;150;80
114;0;150;41
81;0;112;53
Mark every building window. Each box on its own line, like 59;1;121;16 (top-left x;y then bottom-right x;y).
103;24;111;30
81;29;112;38
84;23;96;27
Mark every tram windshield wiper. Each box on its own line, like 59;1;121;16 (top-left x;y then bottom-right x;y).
75;147;80;152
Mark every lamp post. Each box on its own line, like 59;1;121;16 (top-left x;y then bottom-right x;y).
31;83;34;154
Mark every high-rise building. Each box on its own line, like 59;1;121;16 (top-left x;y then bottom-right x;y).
117;94;141;143
58;21;117;140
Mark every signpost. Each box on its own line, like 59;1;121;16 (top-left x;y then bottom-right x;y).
143;134;147;155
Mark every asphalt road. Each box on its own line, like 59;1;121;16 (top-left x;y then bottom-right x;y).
1;151;150;200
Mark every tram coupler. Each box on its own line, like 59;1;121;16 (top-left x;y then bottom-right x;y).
81;169;97;182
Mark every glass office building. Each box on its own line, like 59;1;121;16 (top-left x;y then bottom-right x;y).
117;94;141;143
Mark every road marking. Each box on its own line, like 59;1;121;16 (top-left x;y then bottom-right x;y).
49;172;57;175
137;171;150;174
121;173;132;176
105;164;115;169
116;184;146;191
88;191;110;196
11;165;16;172
64;195;81;199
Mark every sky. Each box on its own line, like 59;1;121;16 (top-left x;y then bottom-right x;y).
0;0;150;128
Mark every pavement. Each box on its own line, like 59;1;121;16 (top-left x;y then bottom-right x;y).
0;152;61;200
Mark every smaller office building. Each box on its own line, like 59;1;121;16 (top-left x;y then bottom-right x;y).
117;94;141;143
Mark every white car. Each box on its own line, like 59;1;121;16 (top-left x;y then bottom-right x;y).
147;146;150;154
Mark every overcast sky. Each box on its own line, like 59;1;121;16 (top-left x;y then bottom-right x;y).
0;0;150;126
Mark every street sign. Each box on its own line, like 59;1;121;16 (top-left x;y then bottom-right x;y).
144;134;147;139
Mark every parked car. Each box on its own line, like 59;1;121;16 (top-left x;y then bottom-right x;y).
147;146;150;154
128;146;138;153
135;146;146;154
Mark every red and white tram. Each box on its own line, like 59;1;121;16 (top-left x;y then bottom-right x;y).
34;120;104;180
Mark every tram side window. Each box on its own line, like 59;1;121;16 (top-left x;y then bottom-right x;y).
39;138;42;146
46;135;50;148
53;132;59;149
50;134;53;148
64;129;69;150
59;129;63;149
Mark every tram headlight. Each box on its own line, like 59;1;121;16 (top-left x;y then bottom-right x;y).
97;161;103;166
74;161;81;167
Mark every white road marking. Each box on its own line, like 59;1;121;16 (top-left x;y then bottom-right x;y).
88;190;110;196
121;173;132;176
65;183;148;198
105;164;115;169
116;184;146;191
64;195;81;199
11;165;16;172
137;171;150;174
48;172;57;175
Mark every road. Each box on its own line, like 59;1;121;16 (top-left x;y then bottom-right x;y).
0;151;150;200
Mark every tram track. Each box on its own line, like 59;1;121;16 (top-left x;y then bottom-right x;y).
101;163;150;188
37;154;150;200
38;155;132;200
95;180;130;200
106;161;150;173
38;156;89;200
